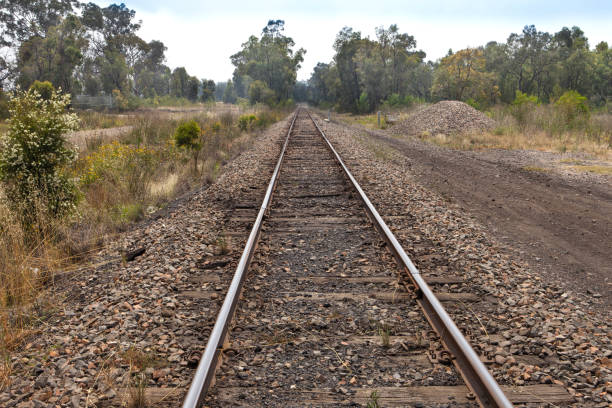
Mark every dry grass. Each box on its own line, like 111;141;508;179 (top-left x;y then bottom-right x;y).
568;165;612;175
336;104;427;130
412;106;612;160
77;111;132;130
0;197;69;364
522;165;550;173
0;104;287;356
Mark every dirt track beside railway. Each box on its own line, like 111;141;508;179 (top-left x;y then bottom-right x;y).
346;124;611;308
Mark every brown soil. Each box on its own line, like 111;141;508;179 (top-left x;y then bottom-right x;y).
355;128;611;308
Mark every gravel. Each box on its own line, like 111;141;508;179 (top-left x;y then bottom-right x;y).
317;115;612;407
1;119;289;406
389;100;496;136
4;111;610;407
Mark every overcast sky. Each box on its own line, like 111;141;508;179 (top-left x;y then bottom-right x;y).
92;0;611;82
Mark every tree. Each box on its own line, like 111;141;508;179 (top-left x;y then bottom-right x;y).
591;42;611;105
0;0;78;46
174;120;201;172
222;79;237;103
0;0;80;88
170;67;188;98
201;79;216;102
0;85;79;224
554;26;593;95
186;75;199;101
81;2;143;96
214;81;227;101
99;50;129;93
505;25;557;100
432;48;498;104
16;14;88;92
332;27;363;112
231;20;305;103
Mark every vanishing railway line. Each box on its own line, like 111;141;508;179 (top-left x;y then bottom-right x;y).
181;109;522;407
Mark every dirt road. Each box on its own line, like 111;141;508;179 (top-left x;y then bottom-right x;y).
358;127;611;308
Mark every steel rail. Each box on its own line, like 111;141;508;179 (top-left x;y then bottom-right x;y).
306;110;513;408
182;111;298;408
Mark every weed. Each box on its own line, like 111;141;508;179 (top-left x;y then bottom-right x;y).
0;353;11;389
522;166;550;173
219;111;235;127
569;165;612;175
216;236;231;255
366;390;381;408
127;372;147;408
378;322;391;348
121;347;159;371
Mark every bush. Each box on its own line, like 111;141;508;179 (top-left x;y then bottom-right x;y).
0;87;80;225
219;111;234;127
29;81;54;101
357;92;370;114
248;80;276;106
255;110;280;128
555;90;590;128
80;141;156;201
174;120;202;172
386;93;402;107
238;114;257;131
112;89;141;111
511;91;540;127
466;98;482;111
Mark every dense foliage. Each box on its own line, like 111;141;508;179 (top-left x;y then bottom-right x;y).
306;24;611;113
231;20;305;105
174;120;202;172
0;0;217;113
0;85;79;223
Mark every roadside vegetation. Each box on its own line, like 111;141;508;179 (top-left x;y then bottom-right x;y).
0;3;303;361
0;84;285;356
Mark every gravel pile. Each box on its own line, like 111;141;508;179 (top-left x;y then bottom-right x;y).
390;100;496;136
318;116;612;407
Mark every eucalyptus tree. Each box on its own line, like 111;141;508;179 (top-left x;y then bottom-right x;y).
231;20;305;104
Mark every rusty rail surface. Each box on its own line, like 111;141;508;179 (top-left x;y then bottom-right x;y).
183;108;513;408
307;110;512;408
182;112;298;408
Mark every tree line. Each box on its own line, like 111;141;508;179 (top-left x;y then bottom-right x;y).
2;3;609;115
305;24;611;112
0;1;217;111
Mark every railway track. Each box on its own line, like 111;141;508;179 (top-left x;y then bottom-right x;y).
178;109;564;407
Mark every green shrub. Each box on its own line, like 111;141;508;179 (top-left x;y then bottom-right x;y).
466;98;482;111
511;91;540;127
248;80;276;106
357;92;370;114
238;114;257;131
29;80;54;101
0;87;80;225
386;93;402;107
555;90;590;128
174;120;202;172
255;110;280;128
80;141;156;201
116;203;144;223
